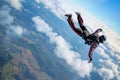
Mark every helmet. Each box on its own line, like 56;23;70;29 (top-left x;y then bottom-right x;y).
99;35;106;43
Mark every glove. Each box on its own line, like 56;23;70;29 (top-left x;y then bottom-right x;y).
88;58;92;63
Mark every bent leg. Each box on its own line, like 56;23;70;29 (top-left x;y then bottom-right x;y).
67;17;82;37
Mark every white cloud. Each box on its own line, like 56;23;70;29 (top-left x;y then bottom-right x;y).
0;6;13;25
10;25;25;36
96;47;110;59
32;16;93;78
35;0;65;19
0;5;26;36
35;0;39;3
98;59;120;80
6;0;24;10
114;53;120;61
98;67;114;80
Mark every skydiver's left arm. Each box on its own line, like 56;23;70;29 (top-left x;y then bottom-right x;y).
94;28;102;35
88;42;99;63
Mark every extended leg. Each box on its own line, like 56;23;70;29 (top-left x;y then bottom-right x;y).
76;12;87;31
65;14;82;37
76;12;91;41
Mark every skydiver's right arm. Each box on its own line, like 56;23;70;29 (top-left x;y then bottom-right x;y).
88;42;99;63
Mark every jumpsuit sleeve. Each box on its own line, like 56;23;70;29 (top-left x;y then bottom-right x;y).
94;28;102;35
88;42;99;63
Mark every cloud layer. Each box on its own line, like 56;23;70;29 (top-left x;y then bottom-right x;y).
6;0;24;10
0;6;13;25
32;16;93;78
0;5;25;36
10;25;25;36
35;0;65;19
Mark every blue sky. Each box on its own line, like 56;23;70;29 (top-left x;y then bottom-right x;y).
76;0;120;35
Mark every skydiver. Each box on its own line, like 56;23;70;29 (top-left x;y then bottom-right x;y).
65;12;106;63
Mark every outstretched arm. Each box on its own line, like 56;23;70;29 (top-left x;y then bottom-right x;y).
88;42;99;63
94;28;102;35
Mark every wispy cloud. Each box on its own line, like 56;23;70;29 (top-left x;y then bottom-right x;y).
0;6;13;25
6;0;24;10
0;5;26;36
35;0;65;19
98;59;120;80
10;25;25;36
96;47;110;59
32;16;93;78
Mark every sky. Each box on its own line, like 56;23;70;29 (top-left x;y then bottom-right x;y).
76;0;120;35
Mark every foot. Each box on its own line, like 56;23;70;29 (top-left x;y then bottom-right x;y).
75;12;81;16
65;14;72;18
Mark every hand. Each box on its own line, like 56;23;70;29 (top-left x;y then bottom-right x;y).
88;58;92;63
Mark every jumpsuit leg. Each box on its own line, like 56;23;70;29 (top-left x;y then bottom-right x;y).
67;16;82;37
76;13;91;37
77;13;87;31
